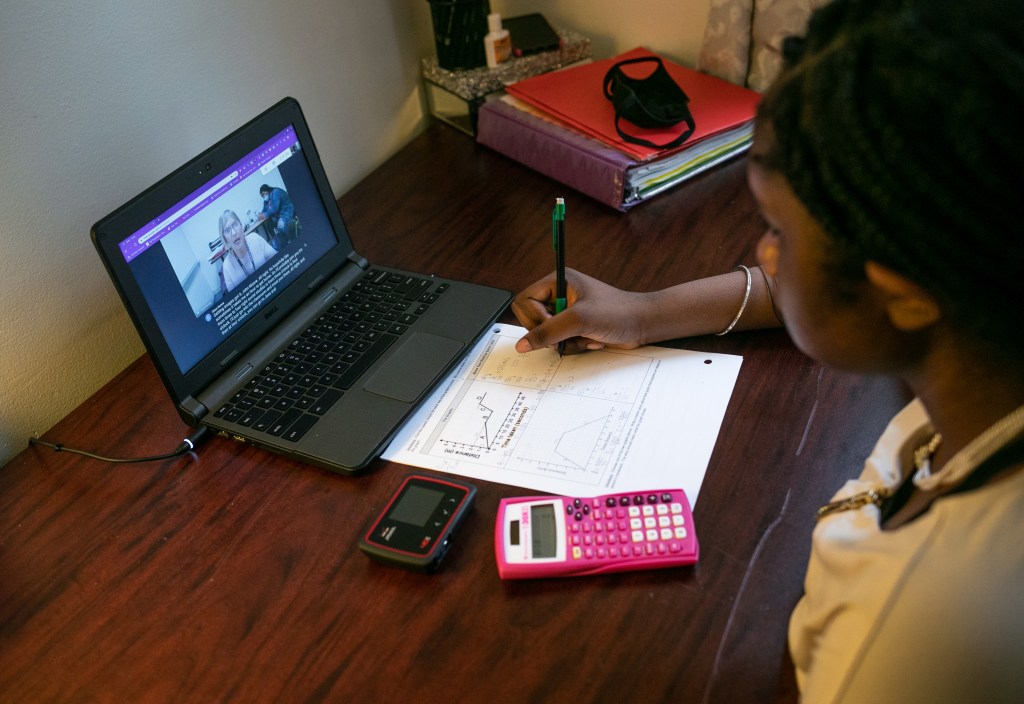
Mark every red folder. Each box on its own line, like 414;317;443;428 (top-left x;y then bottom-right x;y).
506;47;761;161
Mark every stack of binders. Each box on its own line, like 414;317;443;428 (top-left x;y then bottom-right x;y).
476;47;761;211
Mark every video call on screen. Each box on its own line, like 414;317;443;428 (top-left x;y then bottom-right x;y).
121;129;338;374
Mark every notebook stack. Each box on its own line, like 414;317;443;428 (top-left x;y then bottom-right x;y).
476;47;761;211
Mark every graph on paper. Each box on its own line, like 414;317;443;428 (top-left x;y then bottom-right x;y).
384;325;744;500
414;332;655;487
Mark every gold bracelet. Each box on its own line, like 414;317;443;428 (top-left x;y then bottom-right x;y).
715;265;751;336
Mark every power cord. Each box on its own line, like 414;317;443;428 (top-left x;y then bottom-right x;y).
28;426;212;464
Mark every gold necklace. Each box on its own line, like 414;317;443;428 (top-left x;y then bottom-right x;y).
911;432;943;479
816;402;1024;521
914;403;1024;490
815;433;942;521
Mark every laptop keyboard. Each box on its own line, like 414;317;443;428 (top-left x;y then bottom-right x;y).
214;269;448;442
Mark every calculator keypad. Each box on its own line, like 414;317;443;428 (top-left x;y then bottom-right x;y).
565;491;691;562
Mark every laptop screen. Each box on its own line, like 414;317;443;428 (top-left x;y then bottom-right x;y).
113;125;337;375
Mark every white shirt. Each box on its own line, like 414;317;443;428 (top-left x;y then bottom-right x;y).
789;399;1024;703
222;233;276;292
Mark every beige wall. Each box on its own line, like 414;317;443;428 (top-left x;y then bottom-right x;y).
493;0;712;66
0;0;711;467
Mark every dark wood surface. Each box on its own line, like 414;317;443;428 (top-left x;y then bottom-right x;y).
0;124;910;703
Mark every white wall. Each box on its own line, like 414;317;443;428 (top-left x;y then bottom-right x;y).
0;0;710;467
493;0;712;66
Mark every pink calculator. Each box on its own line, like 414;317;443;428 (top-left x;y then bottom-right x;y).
494;489;699;579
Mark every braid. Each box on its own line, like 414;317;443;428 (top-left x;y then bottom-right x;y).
759;0;1024;350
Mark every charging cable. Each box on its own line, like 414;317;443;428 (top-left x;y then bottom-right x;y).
28;426;212;464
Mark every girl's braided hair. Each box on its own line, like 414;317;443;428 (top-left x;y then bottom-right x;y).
757;0;1024;350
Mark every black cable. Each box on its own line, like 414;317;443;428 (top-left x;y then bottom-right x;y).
28;426;212;464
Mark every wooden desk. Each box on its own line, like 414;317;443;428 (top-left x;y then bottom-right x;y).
0;124;909;702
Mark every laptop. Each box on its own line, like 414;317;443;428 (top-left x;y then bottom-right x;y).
91;97;512;474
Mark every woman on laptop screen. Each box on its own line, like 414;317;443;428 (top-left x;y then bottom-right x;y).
220;209;277;292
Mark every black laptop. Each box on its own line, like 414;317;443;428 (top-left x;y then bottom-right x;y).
91;97;511;473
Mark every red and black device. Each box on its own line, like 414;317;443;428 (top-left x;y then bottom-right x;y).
359;474;476;573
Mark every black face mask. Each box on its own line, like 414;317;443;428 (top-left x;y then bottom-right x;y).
603;56;696;150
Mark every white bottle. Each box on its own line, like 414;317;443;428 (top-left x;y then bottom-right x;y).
484;13;512;69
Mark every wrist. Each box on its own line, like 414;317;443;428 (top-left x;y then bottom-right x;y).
634;290;669;346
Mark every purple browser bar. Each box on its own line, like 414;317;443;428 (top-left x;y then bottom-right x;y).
118;125;298;262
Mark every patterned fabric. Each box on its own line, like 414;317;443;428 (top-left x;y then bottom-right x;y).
698;0;828;91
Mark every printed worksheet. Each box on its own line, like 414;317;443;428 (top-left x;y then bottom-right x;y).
383;324;742;503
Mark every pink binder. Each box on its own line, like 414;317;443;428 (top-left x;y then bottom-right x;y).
476;98;752;211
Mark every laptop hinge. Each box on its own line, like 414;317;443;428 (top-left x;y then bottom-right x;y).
347;252;370;269
179;396;207;425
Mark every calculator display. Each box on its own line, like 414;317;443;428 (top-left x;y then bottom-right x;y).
530;504;557;558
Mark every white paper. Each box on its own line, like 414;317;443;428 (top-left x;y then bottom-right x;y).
383;324;742;503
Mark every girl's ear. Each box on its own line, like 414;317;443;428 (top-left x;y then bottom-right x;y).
864;261;941;332
756;233;780;277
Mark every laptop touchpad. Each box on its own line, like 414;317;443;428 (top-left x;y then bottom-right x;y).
363;331;465;402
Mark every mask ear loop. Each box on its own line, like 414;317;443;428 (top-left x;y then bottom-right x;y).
612;108;695;149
